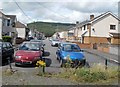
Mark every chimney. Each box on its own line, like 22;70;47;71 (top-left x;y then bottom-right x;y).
90;15;94;21
76;21;79;25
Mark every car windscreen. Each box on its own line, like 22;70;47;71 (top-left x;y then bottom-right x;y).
30;40;43;44
19;43;40;51
63;44;81;52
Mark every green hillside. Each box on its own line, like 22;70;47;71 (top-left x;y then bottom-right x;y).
27;21;75;37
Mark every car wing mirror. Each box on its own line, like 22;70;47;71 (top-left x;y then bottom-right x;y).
58;48;61;51
43;44;45;46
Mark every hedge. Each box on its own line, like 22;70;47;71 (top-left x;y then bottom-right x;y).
2;36;12;43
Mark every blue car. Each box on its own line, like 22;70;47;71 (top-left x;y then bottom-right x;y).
56;42;86;67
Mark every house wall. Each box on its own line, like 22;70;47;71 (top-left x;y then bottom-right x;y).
78;28;82;37
59;31;68;39
91;15;119;37
84;36;109;44
16;28;26;39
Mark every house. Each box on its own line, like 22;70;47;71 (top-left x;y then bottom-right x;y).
0;11;18;44
16;21;28;39
67;27;75;41
75;11;120;44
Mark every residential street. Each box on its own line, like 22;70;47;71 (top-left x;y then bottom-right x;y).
2;39;118;85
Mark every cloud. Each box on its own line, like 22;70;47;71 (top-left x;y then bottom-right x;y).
0;1;119;24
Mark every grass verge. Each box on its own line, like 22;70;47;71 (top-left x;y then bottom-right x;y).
53;64;119;84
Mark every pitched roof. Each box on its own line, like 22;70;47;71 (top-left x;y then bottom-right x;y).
16;21;26;28
79;11;120;27
91;11;120;23
5;15;16;21
79;20;90;27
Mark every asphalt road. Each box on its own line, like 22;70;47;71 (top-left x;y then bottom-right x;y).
2;39;118;71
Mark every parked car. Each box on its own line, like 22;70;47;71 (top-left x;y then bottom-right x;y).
0;42;14;63
14;41;43;66
30;39;45;55
26;36;34;41
56;42;86;67
49;37;52;41
51;39;61;47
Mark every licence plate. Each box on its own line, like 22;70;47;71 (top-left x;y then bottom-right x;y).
22;61;32;64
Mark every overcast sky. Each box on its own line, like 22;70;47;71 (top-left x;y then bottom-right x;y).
0;0;119;24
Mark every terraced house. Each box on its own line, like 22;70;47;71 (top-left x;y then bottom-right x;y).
0;11;18;44
74;11;120;45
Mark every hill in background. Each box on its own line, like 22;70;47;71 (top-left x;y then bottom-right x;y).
27;21;75;37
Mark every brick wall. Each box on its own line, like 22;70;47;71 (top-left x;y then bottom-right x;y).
111;37;120;44
97;46;109;53
72;42;92;49
84;36;109;44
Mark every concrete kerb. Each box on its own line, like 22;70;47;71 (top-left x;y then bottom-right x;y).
84;49;119;65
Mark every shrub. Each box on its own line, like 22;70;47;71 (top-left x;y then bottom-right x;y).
2;36;12;43
55;64;118;84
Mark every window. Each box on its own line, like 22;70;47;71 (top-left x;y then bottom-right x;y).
84;25;86;30
110;25;116;30
7;19;10;26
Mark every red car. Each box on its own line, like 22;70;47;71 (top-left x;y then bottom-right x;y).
14;42;43;66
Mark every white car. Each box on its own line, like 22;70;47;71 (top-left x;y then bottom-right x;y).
51;39;61;46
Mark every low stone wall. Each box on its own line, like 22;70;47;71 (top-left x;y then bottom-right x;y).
97;44;119;55
97;45;109;53
72;42;92;49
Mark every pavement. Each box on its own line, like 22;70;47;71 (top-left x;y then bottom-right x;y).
83;48;119;64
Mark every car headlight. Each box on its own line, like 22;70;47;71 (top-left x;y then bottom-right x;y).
63;57;67;60
15;56;21;59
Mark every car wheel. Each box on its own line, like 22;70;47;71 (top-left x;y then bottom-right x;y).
81;59;86;66
60;59;64;67
15;63;19;67
56;55;59;60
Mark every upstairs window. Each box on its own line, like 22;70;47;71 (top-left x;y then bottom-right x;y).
7;19;10;26
84;25;86;30
110;25;116;30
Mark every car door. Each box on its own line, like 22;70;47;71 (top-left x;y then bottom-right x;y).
2;43;8;60
6;43;14;56
56;44;62;60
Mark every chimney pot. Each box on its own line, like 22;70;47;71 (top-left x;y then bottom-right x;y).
90;15;94;20
76;21;79;24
